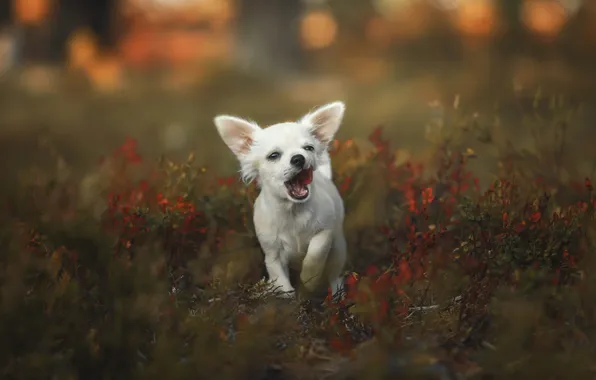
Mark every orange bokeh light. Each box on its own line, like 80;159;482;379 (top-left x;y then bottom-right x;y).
521;0;568;38
116;0;234;68
390;2;433;40
14;0;52;25
67;29;99;70
119;28;156;68
300;9;338;50
452;0;499;37
85;54;124;93
163;31;202;65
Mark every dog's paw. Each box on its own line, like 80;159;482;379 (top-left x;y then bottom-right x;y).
274;289;296;299
247;278;293;300
257;279;296;299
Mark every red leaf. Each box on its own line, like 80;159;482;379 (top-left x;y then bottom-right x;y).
345;273;359;286
378;300;389;319
514;221;526;233
398;260;412;282
365;265;379;277
329;337;352;352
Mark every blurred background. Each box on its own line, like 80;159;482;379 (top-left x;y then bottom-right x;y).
0;0;595;183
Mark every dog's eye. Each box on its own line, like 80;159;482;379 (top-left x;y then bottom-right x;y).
303;145;315;152
267;152;281;160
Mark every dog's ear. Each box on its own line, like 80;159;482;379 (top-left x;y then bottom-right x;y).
301;101;345;144
213;116;260;157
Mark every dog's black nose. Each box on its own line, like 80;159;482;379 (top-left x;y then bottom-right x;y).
290;154;306;168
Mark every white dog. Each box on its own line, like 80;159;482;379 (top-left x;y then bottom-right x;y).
213;102;347;298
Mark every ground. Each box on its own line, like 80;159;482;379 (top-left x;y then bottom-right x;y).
1;65;596;379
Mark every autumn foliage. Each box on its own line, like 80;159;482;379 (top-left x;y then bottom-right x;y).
2;95;596;379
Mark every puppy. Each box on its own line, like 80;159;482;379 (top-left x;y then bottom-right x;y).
213;102;347;298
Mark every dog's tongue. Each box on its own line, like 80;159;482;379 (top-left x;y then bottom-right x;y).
287;168;313;199
294;167;313;185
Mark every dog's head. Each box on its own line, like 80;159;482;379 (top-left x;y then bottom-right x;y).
214;101;345;203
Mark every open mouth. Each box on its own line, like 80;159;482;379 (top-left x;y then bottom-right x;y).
285;167;313;200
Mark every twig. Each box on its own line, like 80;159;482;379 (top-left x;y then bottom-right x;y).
481;340;497;351
408;295;463;313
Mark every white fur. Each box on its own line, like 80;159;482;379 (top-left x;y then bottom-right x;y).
213;102;347;297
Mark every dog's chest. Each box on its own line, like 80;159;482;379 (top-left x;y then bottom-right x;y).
266;207;320;259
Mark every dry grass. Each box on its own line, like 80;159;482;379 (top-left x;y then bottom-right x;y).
1;72;596;379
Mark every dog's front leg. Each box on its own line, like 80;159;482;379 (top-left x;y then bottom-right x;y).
300;229;333;292
263;248;294;297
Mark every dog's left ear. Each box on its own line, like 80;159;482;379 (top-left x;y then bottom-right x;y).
301;101;345;144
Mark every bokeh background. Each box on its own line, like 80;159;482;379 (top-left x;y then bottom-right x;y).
0;0;595;185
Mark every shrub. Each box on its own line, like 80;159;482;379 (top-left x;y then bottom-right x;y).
1;91;595;379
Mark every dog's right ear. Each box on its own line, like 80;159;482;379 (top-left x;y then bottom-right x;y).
213;116;260;157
